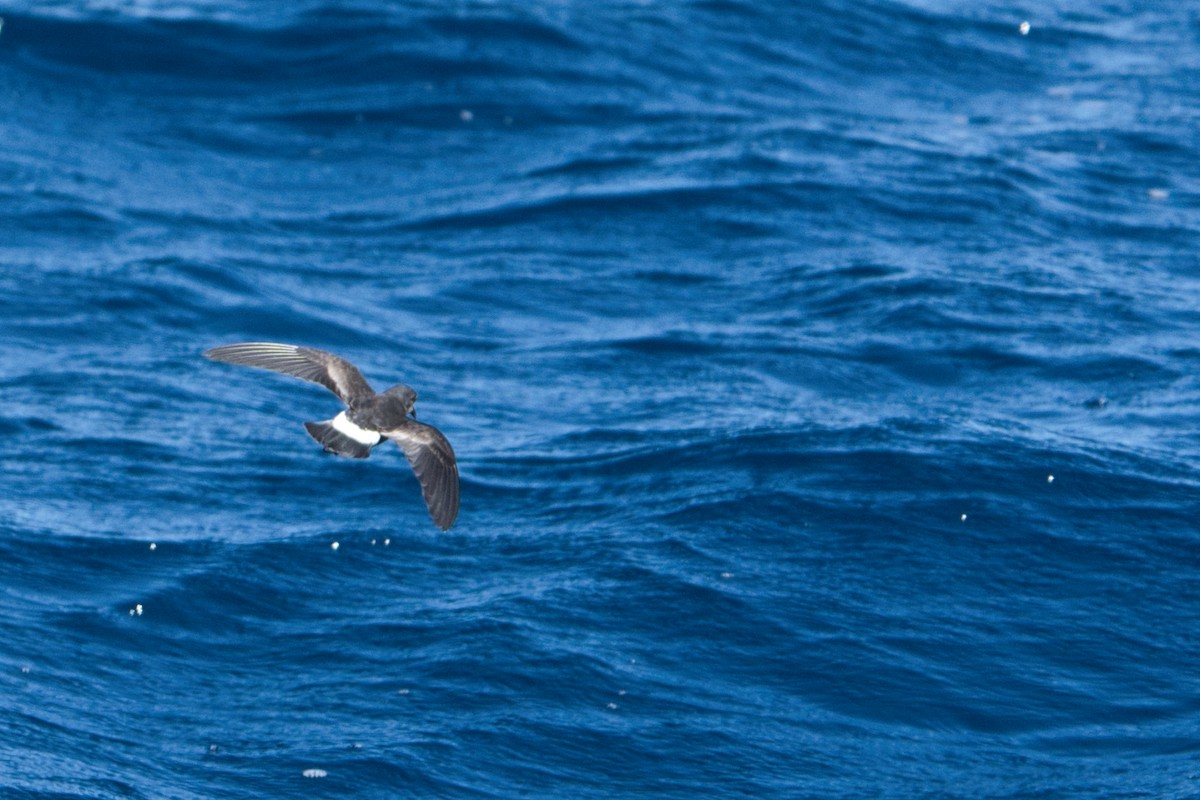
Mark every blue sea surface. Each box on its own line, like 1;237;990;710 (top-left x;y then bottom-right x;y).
3;1;1200;797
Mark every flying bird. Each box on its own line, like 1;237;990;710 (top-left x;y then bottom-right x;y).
203;342;459;530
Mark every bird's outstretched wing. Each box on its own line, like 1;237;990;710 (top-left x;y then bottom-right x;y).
384;419;460;531
204;342;375;406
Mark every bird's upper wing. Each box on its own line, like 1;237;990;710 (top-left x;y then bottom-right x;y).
384;419;460;531
203;342;375;405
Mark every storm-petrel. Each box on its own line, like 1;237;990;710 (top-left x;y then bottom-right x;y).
203;342;459;530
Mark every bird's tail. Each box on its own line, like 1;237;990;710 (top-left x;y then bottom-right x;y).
304;418;375;459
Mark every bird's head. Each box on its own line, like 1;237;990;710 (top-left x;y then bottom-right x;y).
383;384;418;417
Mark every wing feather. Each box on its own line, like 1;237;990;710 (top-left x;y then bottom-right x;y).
204;342;375;405
385;420;460;531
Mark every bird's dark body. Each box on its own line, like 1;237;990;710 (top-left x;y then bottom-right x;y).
349;386;417;432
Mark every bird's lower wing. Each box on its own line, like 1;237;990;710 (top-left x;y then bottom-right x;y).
385;420;460;531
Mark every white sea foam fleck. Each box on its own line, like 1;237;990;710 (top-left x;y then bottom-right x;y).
331;541;340;551
302;768;327;779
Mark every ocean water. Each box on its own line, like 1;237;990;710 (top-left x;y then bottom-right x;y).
2;1;1200;797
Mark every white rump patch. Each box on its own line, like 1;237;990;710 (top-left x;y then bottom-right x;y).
332;411;382;446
